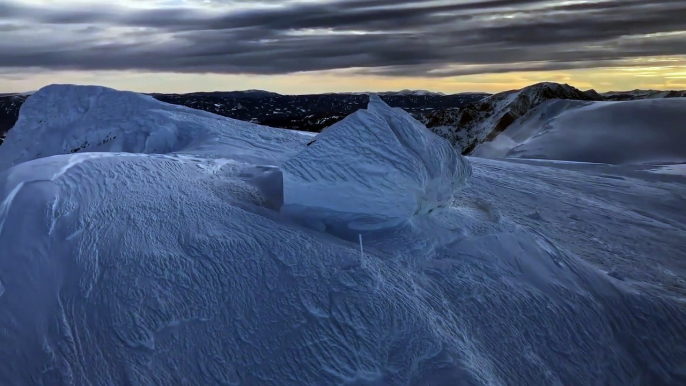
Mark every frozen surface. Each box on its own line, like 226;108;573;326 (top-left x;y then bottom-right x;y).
0;85;685;385
281;96;471;232
473;98;686;164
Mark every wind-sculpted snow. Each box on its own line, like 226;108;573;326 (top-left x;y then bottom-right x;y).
0;85;311;170
281;96;471;232
426;82;601;154
0;85;685;385
473;98;686;164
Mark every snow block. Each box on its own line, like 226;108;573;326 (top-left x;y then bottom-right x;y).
281;95;471;231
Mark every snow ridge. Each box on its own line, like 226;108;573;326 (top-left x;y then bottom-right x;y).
426;82;602;153
0;84;311;169
473;98;686;164
281;95;471;232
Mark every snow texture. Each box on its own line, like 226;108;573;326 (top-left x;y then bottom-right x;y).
426;82;599;153
0;84;309;169
473;98;686;164
649;164;686;176
0;85;685;385
281;95;471;232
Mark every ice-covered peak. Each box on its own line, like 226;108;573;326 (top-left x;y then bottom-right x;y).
281;96;471;233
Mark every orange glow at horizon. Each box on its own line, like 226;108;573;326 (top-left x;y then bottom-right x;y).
3;62;686;95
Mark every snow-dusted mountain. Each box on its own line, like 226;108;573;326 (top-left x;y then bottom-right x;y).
377;89;446;96
603;89;686;101
425;82;603;153
473;98;686;164
1;85;685;385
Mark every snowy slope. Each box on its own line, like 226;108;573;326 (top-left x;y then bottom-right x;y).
0;85;685;385
282;95;470;232
0;85;310;170
473;98;686;164
426;82;601;153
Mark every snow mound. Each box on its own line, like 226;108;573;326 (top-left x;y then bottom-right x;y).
1;85;686;385
281;95;471;231
473;98;686;164
1;143;685;385
0;84;310;169
425;82;601;154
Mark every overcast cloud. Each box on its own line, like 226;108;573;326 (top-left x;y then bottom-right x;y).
1;0;685;77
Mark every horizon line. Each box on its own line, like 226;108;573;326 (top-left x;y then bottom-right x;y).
3;82;685;97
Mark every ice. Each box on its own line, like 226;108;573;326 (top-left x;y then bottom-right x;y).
0;85;685;385
281;95;471;232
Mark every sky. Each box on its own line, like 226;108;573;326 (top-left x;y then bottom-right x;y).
1;0;686;94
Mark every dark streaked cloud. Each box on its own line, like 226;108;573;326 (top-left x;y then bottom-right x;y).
1;0;685;77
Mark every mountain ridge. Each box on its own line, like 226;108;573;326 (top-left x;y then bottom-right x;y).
424;82;604;153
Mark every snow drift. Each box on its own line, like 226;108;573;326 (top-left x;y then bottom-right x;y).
426;82;601;153
0;85;685;385
0;84;309;169
281;95;471;232
473;98;686;164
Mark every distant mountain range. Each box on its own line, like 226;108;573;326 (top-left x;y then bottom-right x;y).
424;85;686;154
601;89;686;101
1;86;684;147
0;94;29;142
425;82;603;153
0;90;488;143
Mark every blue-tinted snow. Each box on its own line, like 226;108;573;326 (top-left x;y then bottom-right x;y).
0;85;684;385
282;95;471;233
473;98;686;165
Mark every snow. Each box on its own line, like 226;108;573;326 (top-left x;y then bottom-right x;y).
391;89;446;96
649;164;686;176
428;82;598;153
0;85;685;385
473;98;686;164
281;95;471;232
0;84;309;169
